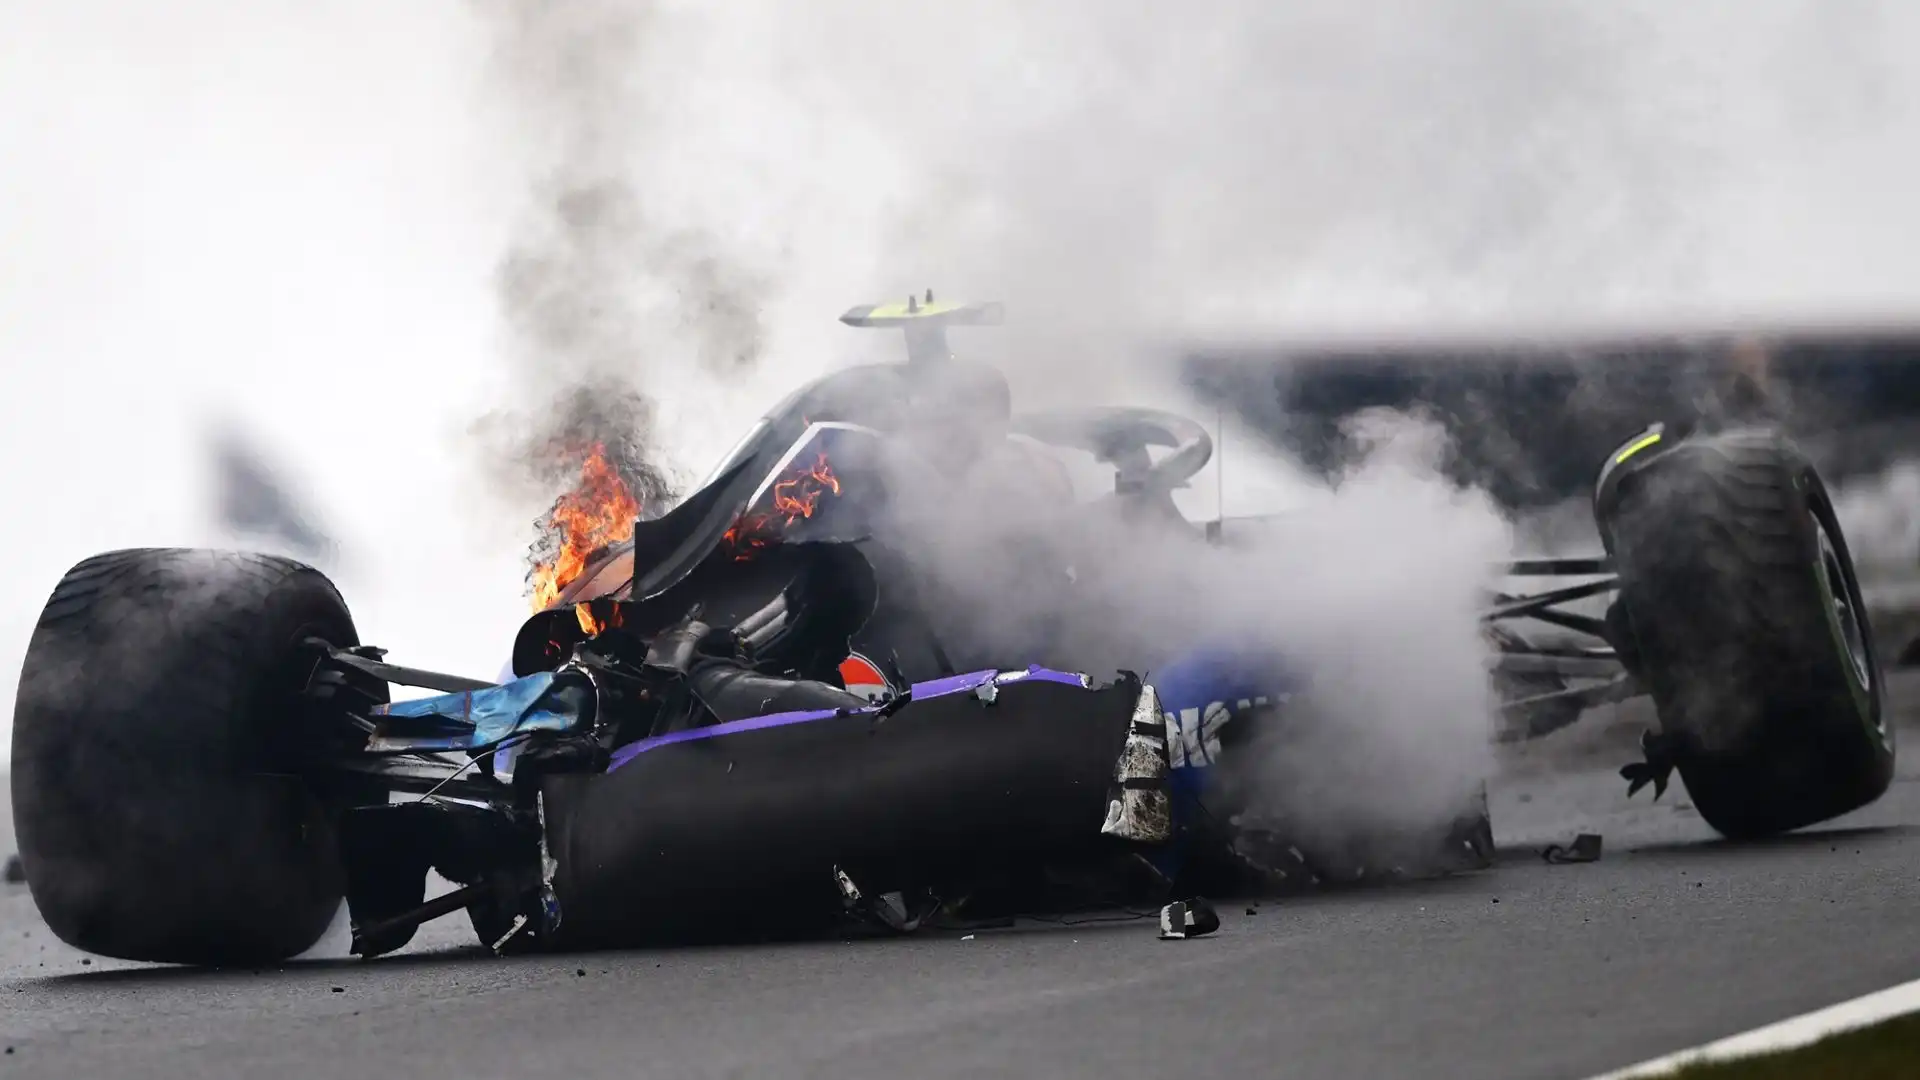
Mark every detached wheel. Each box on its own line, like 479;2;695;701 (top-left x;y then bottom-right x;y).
1596;426;1893;839
10;548;370;965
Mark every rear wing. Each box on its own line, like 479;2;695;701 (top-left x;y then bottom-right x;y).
840;291;1004;364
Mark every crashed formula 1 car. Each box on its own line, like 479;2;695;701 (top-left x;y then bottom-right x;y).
9;297;1895;966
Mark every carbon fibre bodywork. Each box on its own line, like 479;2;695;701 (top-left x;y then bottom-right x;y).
537;667;1156;947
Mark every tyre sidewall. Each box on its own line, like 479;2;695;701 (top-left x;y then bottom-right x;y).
1598;430;1892;838
12;549;364;964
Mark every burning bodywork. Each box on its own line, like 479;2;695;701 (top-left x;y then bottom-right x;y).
7;297;1896;966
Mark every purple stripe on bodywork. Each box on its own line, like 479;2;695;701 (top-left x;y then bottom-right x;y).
987;666;1093;689
909;666;1090;698
605;705;869;771
605;665;1100;772
909;669;999;698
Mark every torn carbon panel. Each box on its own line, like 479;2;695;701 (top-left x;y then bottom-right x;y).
536;677;1144;947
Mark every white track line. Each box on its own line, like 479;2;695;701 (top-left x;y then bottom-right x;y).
1588;976;1920;1078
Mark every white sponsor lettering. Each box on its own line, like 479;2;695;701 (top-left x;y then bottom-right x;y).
1162;694;1290;769
1200;701;1232;762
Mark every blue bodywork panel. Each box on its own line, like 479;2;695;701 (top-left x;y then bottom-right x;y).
367;672;583;753
1143;642;1302;878
1154;643;1299;771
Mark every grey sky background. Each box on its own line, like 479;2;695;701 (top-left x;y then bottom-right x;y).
5;1;1920;759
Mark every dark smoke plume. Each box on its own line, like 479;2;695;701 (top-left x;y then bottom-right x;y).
468;0;773;563
499;380;679;593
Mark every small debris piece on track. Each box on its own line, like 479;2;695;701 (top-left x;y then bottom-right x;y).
1542;834;1604;864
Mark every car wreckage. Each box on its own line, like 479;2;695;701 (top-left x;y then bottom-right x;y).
9;296;1895;966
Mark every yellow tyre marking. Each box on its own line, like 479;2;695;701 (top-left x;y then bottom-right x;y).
1614;431;1662;464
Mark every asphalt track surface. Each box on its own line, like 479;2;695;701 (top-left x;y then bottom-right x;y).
5;681;1920;1080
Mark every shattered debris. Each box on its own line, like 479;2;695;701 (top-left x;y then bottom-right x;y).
1100;685;1173;845
832;866;862;906
1541;833;1604;864
1158;897;1221;940
831;866;933;933
3;854;22;884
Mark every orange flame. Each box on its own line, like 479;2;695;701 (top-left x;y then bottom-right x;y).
574;598;624;637
530;442;640;612
774;450;841;519
723;450;841;560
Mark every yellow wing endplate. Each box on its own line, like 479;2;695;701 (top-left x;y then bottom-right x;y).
840;294;1004;328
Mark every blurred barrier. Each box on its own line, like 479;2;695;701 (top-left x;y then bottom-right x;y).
1185;320;1920;513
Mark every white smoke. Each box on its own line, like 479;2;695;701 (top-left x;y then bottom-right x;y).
859;383;1510;839
463;0;1920;490
1834;463;1920;576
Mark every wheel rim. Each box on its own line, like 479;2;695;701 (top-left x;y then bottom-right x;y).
1815;513;1874;697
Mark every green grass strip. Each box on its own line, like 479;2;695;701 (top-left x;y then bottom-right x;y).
1665;1009;1920;1078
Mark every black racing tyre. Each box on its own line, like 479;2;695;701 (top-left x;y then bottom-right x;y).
1596;427;1893;839
10;548;370;965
